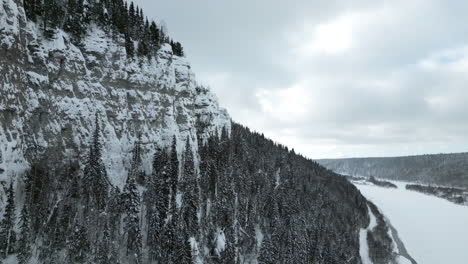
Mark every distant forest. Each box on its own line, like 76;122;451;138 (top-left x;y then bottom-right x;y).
319;153;468;188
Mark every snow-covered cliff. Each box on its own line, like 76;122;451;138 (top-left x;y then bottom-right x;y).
0;0;230;188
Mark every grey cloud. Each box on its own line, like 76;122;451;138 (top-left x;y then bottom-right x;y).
133;0;468;158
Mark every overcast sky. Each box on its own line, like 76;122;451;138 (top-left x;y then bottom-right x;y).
133;0;468;159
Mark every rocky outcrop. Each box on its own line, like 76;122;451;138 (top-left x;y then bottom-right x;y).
0;0;230;188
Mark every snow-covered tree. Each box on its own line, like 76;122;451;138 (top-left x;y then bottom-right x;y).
123;175;142;261
17;205;31;264
182;137;199;237
95;222;111;264
130;139;145;185
83;113;109;211
0;182;16;257
67;223;90;263
169;136;179;210
146;148;171;262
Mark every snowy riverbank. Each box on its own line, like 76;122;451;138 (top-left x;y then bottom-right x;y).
356;181;468;264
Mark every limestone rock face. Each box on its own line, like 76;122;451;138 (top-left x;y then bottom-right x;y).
0;0;230;187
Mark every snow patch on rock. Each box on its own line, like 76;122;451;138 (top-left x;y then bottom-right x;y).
0;0;231;189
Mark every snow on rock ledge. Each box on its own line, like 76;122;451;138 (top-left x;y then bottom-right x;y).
0;0;230;188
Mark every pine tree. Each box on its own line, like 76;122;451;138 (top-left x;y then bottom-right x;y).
123;175;142;261
17;205;31;264
83;113;109;211
0;182;16;257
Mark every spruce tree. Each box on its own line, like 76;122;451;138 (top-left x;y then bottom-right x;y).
182;137;198;237
176;235;192;264
67;223;90;263
149;21;160;52
258;234;278;264
128;2;136;37
137;40;149;58
169;136;179;210
171;41;184;56
161;211;178;263
130;140;145;184
43;0;64;38
146;207;162;262
0;182;16;257
83;113;109;211
220;244;235;263
23;0;37;22
136;7;144;39
91;0;107;25
107;187;122;240
125;34;135;58
95;222;111;264
123;175;142;261
64;0;86;42
17;205;31;264
34;0;43;18
146;148;170;262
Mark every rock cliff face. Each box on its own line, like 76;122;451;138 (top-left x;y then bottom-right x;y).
0;0;230;188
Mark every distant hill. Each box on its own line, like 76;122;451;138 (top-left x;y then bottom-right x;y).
318;152;468;188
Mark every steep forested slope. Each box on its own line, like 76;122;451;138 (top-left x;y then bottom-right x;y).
0;0;397;263
319;153;468;188
1;122;395;263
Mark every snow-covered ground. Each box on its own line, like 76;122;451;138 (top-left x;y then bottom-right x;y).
359;206;377;264
356;181;468;264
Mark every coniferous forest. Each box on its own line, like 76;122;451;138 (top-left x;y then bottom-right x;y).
0;118;377;263
22;0;184;57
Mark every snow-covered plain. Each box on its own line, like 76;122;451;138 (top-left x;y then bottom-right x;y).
356;181;468;264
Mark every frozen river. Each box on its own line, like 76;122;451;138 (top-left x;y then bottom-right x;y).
356;181;468;264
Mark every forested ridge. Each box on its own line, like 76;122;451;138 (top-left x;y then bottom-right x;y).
22;0;184;57
0;119;382;263
319;153;468;188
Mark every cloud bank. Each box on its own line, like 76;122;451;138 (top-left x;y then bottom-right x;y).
134;0;468;158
